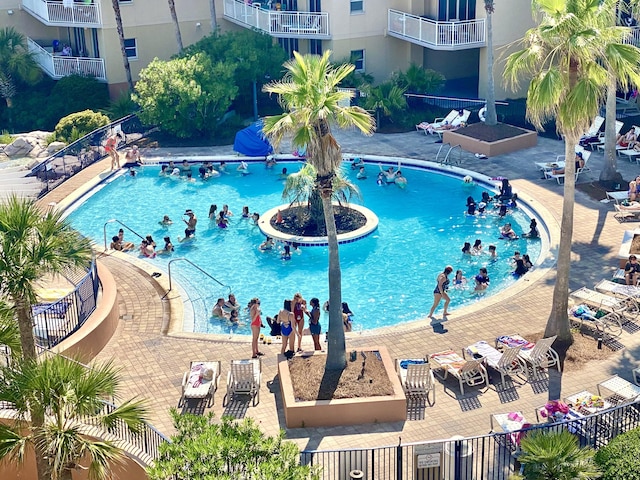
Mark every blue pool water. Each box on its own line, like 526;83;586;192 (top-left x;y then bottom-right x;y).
66;161;542;335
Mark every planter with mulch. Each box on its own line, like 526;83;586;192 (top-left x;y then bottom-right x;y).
443;123;538;157
278;346;406;428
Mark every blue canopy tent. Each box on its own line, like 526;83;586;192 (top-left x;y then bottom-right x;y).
233;122;273;156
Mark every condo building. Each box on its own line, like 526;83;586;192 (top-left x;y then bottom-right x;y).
0;0;535;99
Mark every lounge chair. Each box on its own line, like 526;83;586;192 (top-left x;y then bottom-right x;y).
179;360;221;407
614;203;640;222
594;120;624;151
464;341;526;388
570;286;640;319
225;358;261;406
517;335;561;380
617;94;640;115
416;109;459;135
429;350;488;395
432;110;471;139
597;375;640;404
569;304;623;338
395;358;436;405
595;279;640;298
543;147;591;184
579;115;605;143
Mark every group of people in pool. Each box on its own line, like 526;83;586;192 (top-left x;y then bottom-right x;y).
158;160;252;181
350;158;407;187
465;179;518;217
109;229;174;258
428;265;493;319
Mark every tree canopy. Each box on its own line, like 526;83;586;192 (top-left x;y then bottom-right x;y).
133;53;237;138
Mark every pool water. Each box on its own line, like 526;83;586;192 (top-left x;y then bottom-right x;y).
66;162;542;335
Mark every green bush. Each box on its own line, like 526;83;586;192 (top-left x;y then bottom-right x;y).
0;130;12;144
595;427;640;479
54;109;110;143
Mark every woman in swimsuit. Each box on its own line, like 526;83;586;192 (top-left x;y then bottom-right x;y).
292;293;306;352
307;297;322;350
249;298;264;358
428;266;453;319
278;299;294;354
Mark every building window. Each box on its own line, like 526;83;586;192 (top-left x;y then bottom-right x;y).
119;0;133;3
350;0;363;14
310;39;322;55
350;50;364;71
124;38;137;59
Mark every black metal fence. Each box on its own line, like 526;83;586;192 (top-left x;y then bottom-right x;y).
30;114;148;198
33;257;99;349
300;400;640;480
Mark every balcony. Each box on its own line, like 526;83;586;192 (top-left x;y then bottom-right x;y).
22;0;102;28
388;9;485;51
223;0;330;39
28;38;106;82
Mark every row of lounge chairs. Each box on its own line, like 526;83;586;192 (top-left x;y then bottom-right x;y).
395;334;560;402
415;109;471;138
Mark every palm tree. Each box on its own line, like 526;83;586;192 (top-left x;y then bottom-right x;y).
167;0;184;54
483;1;498;125
0;196;92;362
111;0;134;91
262;51;375;370
282;163;361;233
209;0;217;31
515;429;600;480
362;82;407;128
504;0;640;351
393;63;445;94
0;27;42;109
0;300;21;364
0;355;148;480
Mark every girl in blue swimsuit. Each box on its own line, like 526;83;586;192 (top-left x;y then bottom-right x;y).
428;266;453;319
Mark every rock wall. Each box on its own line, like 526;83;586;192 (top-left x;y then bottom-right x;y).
0;131;65;162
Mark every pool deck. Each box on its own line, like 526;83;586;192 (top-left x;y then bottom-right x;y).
34;130;640;452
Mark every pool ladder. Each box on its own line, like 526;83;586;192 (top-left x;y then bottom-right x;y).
167;258;231;295
436;143;462;166
103;218;145;250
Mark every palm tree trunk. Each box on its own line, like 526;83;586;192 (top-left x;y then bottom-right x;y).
209;0;218;31
167;0;183;54
16;302;49;480
600;74;618;183
322;193;346;371
484;7;498;126
309;190;325;233
111;0;134;92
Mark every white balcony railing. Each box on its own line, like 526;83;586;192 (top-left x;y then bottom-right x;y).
625;27;640;46
22;0;102;27
223;0;330;39
388;9;485;51
28;38;107;82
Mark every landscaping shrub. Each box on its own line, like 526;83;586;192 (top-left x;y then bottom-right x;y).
54;109;110;143
594;427;640;479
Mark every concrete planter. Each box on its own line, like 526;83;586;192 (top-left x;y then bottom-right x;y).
278;346;406;428
443;127;538;157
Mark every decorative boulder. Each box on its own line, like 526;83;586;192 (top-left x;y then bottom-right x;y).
46;142;66;154
4;137;35;157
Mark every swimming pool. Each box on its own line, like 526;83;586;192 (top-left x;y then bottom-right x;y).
66;160;543;335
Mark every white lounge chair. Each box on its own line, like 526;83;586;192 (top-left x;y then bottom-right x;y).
464;341;526;388
581;115;605;139
543;147;591;185
597;375;640;403
395;358;436;405
225;358;261;406
429;350;488;395
594;120;624;151
416;109;459;135
595;279;640;298
568;304;623;338
614;203;640;222
617;94;640;115
179;361;221;407
432;109;471;139
517;335;561;380
570;286;640;319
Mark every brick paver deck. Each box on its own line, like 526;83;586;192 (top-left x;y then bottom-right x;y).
31;129;640;453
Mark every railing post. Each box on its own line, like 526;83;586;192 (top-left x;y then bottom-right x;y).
396;438;402;480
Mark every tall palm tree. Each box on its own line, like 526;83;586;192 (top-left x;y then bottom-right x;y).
262;51;375;370
167;0;184;54
483;1;498;125
0;196;92;480
0;27;42;109
504;0;640;350
0;355;148;480
209;0;217;31
0;196;92;362
515;429;600;479
111;0;134;91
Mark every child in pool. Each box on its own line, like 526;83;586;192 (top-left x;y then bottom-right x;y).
281;244;291;260
159;215;173;227
454;270;466;286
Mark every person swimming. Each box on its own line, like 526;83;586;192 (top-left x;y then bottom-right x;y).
357;166;367;180
281;244;291;260
466;196;476;215
522;218;540;238
395;170;407;188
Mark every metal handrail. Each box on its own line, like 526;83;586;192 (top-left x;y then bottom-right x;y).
168;258;231;293
103;219;145;250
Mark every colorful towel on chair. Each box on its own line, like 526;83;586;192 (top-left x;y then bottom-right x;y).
189;363;204;388
497;335;535;350
399;359;426;369
430;350;466;370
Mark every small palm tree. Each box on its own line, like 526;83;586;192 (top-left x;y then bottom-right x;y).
111;0;134;91
0;27;42;109
263;51;375;370
282;163;360;233
516;429;600;480
393;63;445;95
362;82;407;128
0;300;21;364
504;0;640;350
0;355;148;480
